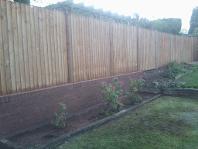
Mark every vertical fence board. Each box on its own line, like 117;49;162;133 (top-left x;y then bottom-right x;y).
7;2;17;92
38;7;46;88
61;11;68;83
42;9;50;86
21;4;31;90
56;11;63;84
12;2;21;91
29;5;37;89
46;9;53;85
1;0;11;93
53;10;58;83
16;2;26;90
0;0;6;94
193;38;198;61
50;10;57;85
25;4;34;89
35;7;42;88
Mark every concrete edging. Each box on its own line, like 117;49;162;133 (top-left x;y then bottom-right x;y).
141;88;198;96
163;88;198;96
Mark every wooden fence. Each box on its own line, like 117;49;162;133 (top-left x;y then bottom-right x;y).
0;0;197;95
0;0;68;94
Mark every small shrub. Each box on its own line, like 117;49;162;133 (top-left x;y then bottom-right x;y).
156;80;175;91
52;103;68;129
145;79;185;91
127;79;144;105
163;62;186;79
101;78;123;112
27;144;42;149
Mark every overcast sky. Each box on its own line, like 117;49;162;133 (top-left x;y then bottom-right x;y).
32;0;198;30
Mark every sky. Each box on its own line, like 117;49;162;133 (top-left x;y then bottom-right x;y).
32;0;198;31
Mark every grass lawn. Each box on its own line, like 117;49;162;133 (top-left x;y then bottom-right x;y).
179;65;198;88
58;96;198;149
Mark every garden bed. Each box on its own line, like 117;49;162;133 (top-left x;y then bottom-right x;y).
2;92;158;149
141;62;198;93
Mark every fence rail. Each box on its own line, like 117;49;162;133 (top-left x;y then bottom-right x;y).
0;0;197;95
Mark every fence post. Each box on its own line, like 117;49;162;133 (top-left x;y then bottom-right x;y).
65;10;74;83
194;37;198;61
136;26;140;71
109;22;114;76
155;31;157;68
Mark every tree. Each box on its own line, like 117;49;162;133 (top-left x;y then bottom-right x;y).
189;7;198;34
192;27;198;36
130;14;181;33
138;18;152;29
131;14;152;29
151;18;182;34
14;0;30;4
131;13;140;26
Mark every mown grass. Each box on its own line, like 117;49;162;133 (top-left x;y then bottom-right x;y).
58;96;198;149
179;65;198;88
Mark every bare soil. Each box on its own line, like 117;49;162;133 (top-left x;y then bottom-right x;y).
8;92;156;148
8;67;163;148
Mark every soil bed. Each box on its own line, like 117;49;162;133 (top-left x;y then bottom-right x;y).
7;93;156;148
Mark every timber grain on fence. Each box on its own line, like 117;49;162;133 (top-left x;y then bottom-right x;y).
0;0;197;95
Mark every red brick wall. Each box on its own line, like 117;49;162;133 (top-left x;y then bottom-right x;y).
0;72;142;137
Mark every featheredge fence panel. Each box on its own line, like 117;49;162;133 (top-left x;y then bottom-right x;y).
0;0;68;95
68;13;111;82
138;28;156;70
111;23;138;74
156;32;170;67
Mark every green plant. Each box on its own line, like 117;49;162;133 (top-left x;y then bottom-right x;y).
164;62;186;79
151;18;182;34
127;79;144;105
14;0;30;4
189;7;198;35
27;144;42;149
52;103;68;129
101;78;123;112
155;80;176;91
145;79;185;92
